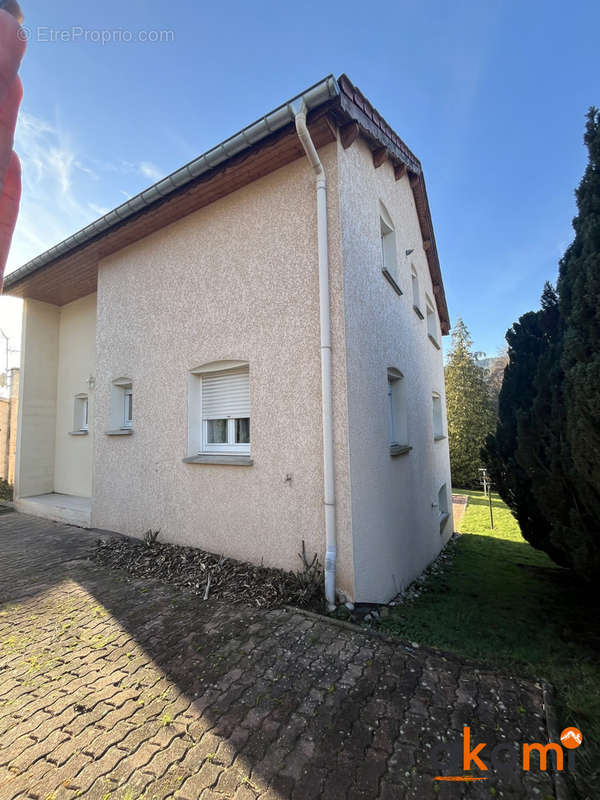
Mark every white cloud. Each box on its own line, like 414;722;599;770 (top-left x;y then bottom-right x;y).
5;112;166;276
138;161;163;182
2;112;166;358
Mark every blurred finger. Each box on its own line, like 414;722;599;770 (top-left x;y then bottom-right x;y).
0;76;22;188
0;1;23;24
0;7;26;107
0;150;21;286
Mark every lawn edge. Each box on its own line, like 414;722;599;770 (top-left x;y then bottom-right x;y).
285;604;545;676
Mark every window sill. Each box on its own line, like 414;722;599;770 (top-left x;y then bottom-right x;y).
69;430;88;436
390;443;412;457
105;429;133;436
434;434;446;441
439;511;449;533
428;333;441;350
413;304;424;320
183;454;254;466
382;268;403;296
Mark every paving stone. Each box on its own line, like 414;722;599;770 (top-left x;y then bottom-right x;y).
0;512;554;800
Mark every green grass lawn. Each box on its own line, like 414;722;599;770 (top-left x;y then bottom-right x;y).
381;489;600;796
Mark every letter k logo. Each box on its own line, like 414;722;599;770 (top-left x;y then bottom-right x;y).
463;726;488;771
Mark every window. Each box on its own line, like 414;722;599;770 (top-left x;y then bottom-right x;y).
73;394;88;432
379;202;401;294
426;296;439;348
432;392;444;439
108;378;133;434
411;265;423;318
387;368;409;455
438;484;449;532
188;361;251;458
123;388;133;428
202;368;250;453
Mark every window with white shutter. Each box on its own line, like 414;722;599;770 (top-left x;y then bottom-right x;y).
201;367;250;453
187;361;251;459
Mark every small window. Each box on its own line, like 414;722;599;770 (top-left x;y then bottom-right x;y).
411;265;423;318
438;483;449;531
123;388;133;428
432;392;444;439
109;378;133;432
74;394;88;432
388;368;409;455
426;297;439;347
379;202;400;291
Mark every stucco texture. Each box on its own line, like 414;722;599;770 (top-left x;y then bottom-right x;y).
53;294;96;497
338;137;453;603
15;300;60;498
92;144;355;595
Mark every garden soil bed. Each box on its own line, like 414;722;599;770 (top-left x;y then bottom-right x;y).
93;533;324;612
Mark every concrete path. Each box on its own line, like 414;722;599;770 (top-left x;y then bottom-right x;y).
0;513;556;799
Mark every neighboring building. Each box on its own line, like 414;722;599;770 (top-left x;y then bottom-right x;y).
3;75;452;604
0;367;19;486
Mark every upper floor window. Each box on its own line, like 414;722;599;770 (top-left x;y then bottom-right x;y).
411;265;423;318
73;394;88;432
188;361;250;456
388;368;409;456
426;296;439;348
379;202;401;295
432;392;444;439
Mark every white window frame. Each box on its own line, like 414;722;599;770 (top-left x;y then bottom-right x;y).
123;388;133;428
426;295;439;347
438;483;449;531
74;394;88;432
432;392;444;439
202;416;249;454
188;361;250;457
387;368;409;454
379;201;400;292
411;265;423;318
110;378;133;431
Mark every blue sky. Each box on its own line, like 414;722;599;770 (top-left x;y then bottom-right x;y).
1;0;598;362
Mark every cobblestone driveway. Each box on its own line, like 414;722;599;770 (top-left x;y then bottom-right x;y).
0;512;557;799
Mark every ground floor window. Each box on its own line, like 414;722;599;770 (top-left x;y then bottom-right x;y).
188;361;251;457
74;394;88;432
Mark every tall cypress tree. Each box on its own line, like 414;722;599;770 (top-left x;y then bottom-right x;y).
553;108;600;577
483;285;568;565
485;109;600;579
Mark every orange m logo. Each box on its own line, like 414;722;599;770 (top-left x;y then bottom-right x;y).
522;743;564;771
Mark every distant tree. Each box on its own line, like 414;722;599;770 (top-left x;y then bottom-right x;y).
445;319;495;488
484;109;600;579
485;350;509;412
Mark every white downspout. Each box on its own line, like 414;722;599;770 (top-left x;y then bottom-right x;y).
292;103;337;611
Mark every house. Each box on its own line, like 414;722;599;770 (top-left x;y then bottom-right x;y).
3;75;452;606
0;367;19;486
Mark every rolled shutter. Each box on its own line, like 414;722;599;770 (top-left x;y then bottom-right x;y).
202;368;250;419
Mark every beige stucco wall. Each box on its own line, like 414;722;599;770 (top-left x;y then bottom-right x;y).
15;300;60;498
53;294;96;497
92;143;354;594
8;369;18;485
0;398;8;480
0;369;18;484
338;137;453;603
